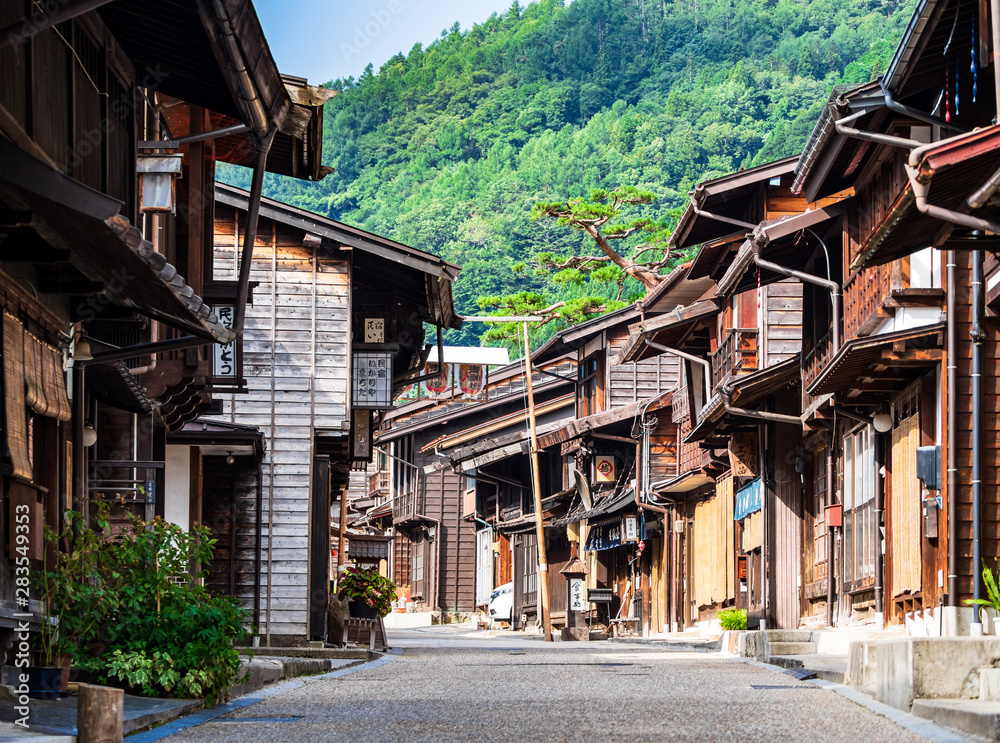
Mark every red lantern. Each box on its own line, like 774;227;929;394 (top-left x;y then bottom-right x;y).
638;541;645;552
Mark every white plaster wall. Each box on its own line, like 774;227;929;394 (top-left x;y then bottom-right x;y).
164;445;191;532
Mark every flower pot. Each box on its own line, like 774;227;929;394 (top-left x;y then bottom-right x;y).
27;666;63;699
993;616;1000;637
54;652;72;692
348;601;378;619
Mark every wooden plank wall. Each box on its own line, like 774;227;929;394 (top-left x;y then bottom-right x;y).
764;279;803;367
952;255;1000;601
214;204;350;642
608;327;680;408
649;417;679;483
393;531;412;591
415;449;477;613
692;480;734;610
771;396;803;629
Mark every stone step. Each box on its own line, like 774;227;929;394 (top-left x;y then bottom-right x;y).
764;629;813;643
983;668;1000;701
911;698;1000;740
767;641;817;656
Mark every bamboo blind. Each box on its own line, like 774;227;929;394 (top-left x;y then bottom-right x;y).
693;476;736;607
3;312;31;480
891;412;921;596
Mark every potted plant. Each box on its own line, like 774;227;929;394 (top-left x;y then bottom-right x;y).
966;559;1000;635
28;552;65;699
337;567;397;618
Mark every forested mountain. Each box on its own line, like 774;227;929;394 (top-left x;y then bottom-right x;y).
226;0;916;347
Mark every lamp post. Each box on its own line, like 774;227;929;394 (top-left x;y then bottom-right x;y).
464;316;553;642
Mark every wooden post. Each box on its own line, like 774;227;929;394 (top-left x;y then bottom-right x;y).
78;684;123;743
336;484;348;589
522;320;553;642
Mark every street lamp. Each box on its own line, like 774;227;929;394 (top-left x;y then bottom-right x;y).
463;316;553;642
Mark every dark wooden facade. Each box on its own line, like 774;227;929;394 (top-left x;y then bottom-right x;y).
0;0;328;652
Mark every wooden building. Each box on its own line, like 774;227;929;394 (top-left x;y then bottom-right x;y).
785;0;1000;634
375;350;577;621
174;185;461;644
0;0;326;651
616;160;847;629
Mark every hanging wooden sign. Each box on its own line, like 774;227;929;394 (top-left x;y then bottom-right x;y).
594;455;616;483
729;432;759;477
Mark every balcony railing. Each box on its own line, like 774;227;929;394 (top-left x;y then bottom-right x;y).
802;331;834;391
677;415;705;475
711;328;758;389
392;489;419;523
844;263;893;340
368;469;390;496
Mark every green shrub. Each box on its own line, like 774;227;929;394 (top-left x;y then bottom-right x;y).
718;608;748;631
42;503;249;705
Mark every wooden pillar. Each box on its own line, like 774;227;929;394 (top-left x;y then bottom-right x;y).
78;684;123;743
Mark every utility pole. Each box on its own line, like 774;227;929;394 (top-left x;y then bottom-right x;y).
465;316;553;642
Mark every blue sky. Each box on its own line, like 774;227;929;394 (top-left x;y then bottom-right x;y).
254;0;520;85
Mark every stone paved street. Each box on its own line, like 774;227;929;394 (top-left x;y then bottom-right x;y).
146;628;963;743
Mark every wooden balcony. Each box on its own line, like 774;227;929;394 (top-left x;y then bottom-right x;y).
844;263;893;340
368;470;390;497
711;328;758;389
392;489;419;523
802;331;834;391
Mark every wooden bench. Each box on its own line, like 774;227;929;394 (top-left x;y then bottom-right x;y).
342;616;389;650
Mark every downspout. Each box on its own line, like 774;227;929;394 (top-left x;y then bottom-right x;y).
721;400;801;426
394;326;445;385
635;389;678;516
833;109;923;150
947;253;958;610
832;406;869;425
71;362;86;519
880;86;968;133
750;243;842;354
827;428;836;627
874;429;885;625
904;164;1000;235
971;251;985;630
254;465;262;642
644;339;712;405
690;202;758;233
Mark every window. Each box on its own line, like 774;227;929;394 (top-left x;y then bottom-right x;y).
813;448;828;580
579;353;604;417
843;427;876;588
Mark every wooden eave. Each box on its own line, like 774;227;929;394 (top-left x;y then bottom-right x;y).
671;157;798;251
613;299;720;365
378;378;574;443
806;322;945;399
0;143;232;343
714;203;847;299
536;396;670;450
851;125;1000;271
